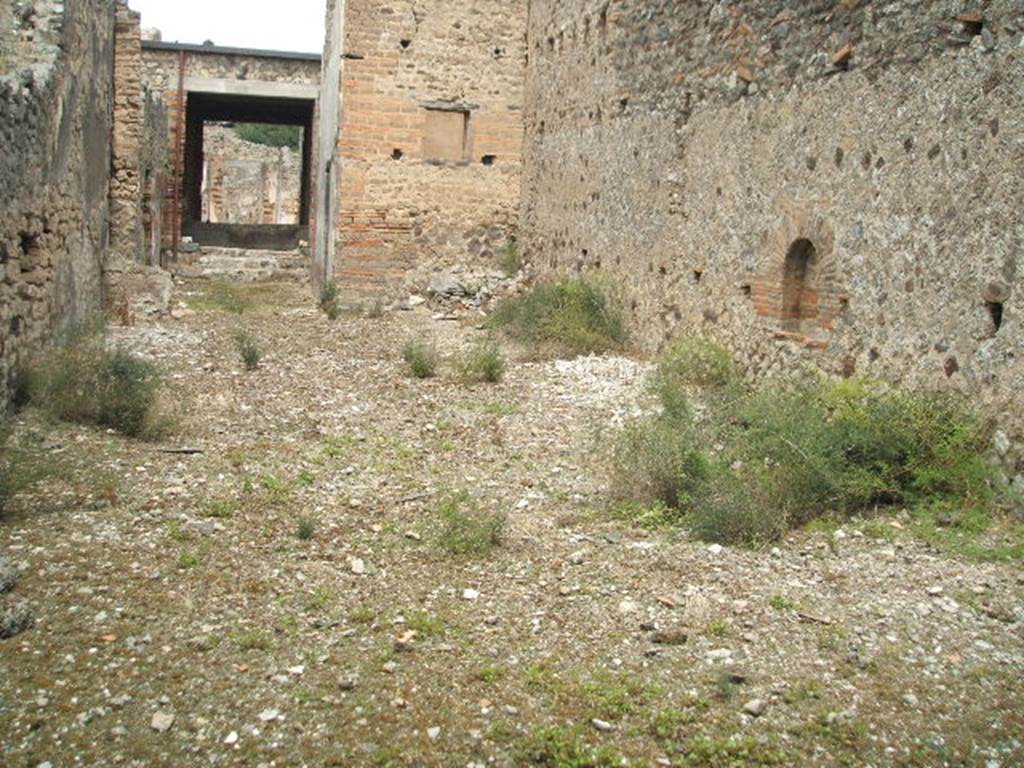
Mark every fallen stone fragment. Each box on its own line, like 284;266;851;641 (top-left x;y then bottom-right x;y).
651;628;688;646
350;558;366;575
150;711;175;733
591;718;615;732
258;708;280;722
743;699;768;717
463;589;480;601
0;597;33;639
224;731;238;745
427;726;442;740
0;558;17;593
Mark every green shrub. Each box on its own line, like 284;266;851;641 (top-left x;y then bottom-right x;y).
235;331;262;371
457;337;506;384
611;339;1005;546
25;321;166;439
433;491;507;556
490;276;627;355
319;281;340;320
94;351;162;437
403;337;439;379
651;337;737;418
610;414;708;512
497;241;523;276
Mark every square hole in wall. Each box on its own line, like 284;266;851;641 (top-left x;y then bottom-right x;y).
422;108;469;162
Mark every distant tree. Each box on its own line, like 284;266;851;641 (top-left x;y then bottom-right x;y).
233;123;302;150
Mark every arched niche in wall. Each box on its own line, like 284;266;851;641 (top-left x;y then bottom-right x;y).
752;202;845;343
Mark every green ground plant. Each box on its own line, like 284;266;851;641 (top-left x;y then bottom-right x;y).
456;337;506;383
611;336;1012;550
514;725;623;768
402;337;440;379
490;276;627;356
22;319;167;439
319;281;341;320
0;424;47;516
432;491;507;556
235;331;262;371
497;240;523;276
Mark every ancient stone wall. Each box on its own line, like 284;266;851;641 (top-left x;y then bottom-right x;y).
0;0;115;404
321;0;527;296
110;1;146;261
522;0;1024;472
201;125;302;225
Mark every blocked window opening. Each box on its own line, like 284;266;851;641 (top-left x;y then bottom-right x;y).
392;148;404;160
987;301;1004;334
423;108;469;162
781;238;819;331
9;316;24;337
481;154;496;166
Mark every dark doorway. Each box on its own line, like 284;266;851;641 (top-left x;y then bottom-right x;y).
183;91;315;250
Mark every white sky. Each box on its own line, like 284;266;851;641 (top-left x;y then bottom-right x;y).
128;0;326;54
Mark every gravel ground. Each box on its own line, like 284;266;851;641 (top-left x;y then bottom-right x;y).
1;280;1022;768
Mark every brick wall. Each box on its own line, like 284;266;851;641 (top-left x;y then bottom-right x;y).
321;0;527;296
521;0;1024;472
0;0;115;404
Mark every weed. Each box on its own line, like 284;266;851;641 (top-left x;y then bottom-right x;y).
457;337;506;384
769;594;795;611
235;629;272;651
306;588;332;611
177;550;200;569
319;281;341;320
402;337;440;379
677;735;793;766
349;606;376;624
0;426;47;516
432;491;507;557
323;434;356;459
465;399;519;417
297;515;317;541
235;331;262;371
406;610;446;638
782;679;823;705
204;498;237;519
24;319;166;439
706;619;730;638
475;666;507;684
365;300;385;319
610;501;678;529
165;520;188;543
497;240;523;276
490;276;627;355
515;725;623;768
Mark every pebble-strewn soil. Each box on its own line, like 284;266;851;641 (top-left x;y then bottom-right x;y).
2;280;1023;768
